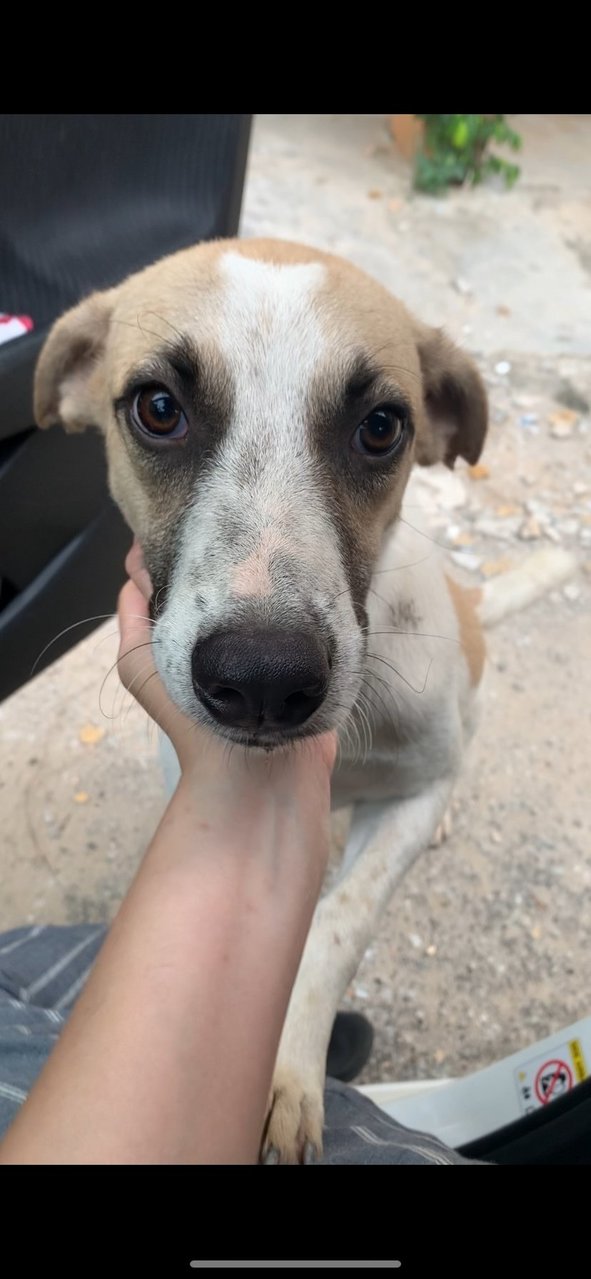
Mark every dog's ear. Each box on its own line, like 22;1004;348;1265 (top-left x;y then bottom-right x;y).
413;322;488;468
34;290;115;433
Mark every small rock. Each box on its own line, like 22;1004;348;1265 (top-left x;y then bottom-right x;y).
387;197;403;213
573;481;589;496
434;1048;446;1064
73;791;89;804
495;360;511;376
79;724;105;746
491;829;503;844
496;304;511;316
475;517;516;541
450;551;482;572
468;463;490;481
549;408;578;438
530;925;542;941
555;380;589;414
557;518;580;537
452;530;474;547
425;944;437;957
408;933;423;950
453;276;472;296
518;516;542;541
367;188;383;199
481;557;513;578
563;582;581;602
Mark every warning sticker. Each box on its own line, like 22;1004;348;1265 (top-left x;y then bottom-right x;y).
515;1039;588;1114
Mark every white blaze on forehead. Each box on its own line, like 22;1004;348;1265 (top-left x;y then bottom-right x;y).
214;252;332;595
217;252;327;416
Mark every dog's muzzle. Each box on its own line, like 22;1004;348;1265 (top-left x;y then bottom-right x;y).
191;628;330;736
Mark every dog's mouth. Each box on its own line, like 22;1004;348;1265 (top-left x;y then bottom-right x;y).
212;723;327;753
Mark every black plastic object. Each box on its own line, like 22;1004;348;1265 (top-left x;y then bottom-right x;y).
327;1011;375;1083
0;113;251;703
458;1074;591;1164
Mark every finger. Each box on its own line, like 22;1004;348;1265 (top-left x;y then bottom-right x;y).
117;580;155;691
125;539;153;603
315;731;338;774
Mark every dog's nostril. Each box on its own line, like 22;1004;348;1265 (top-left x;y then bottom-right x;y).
302;682;325;698
208;684;246;712
283;689;321;721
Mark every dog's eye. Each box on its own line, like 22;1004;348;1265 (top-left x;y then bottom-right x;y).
352;409;405;456
132;387;187;439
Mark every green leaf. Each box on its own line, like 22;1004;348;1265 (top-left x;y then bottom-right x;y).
412;114;522;195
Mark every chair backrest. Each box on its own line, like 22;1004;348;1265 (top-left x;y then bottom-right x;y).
0;114;251;703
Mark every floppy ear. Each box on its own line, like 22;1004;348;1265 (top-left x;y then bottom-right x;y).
413;323;488;468
34;290;115;432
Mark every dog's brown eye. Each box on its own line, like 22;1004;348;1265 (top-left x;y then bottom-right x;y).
353;409;405;456
132;387;187;439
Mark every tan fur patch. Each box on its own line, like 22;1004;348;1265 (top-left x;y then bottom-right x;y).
445;574;486;687
231;529;286;598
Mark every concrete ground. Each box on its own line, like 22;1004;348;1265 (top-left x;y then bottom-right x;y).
1;115;590;1084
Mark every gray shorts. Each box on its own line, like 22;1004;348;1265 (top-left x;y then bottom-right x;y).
0;925;487;1165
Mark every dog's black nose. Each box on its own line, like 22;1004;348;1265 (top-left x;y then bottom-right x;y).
191;629;329;733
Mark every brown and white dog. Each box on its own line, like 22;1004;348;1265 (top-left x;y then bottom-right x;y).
34;238;573;1163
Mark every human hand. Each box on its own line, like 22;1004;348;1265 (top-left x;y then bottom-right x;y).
117;541;337;889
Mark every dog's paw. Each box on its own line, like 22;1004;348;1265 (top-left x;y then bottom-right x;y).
430;806;454;848
261;1068;324;1165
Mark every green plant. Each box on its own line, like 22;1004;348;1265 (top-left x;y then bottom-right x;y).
414;115;522;195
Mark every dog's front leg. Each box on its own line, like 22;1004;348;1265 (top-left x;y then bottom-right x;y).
261;777;453;1165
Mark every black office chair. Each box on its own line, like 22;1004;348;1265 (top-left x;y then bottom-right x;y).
0;113;251;704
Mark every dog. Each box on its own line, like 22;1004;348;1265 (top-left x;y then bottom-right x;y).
34;238;574;1163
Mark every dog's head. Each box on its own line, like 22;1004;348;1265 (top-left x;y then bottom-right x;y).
35;239;487;748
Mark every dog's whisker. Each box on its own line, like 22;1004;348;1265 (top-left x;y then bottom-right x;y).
372;549;435;576
31;614;120;677
398;515;448;550
351;698;368;762
142;309;187;347
120;658;161;713
352;693;374;764
124;670;161;721
98;641;161;720
366;629;459;644
357;676;392;726
366;650;433;696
